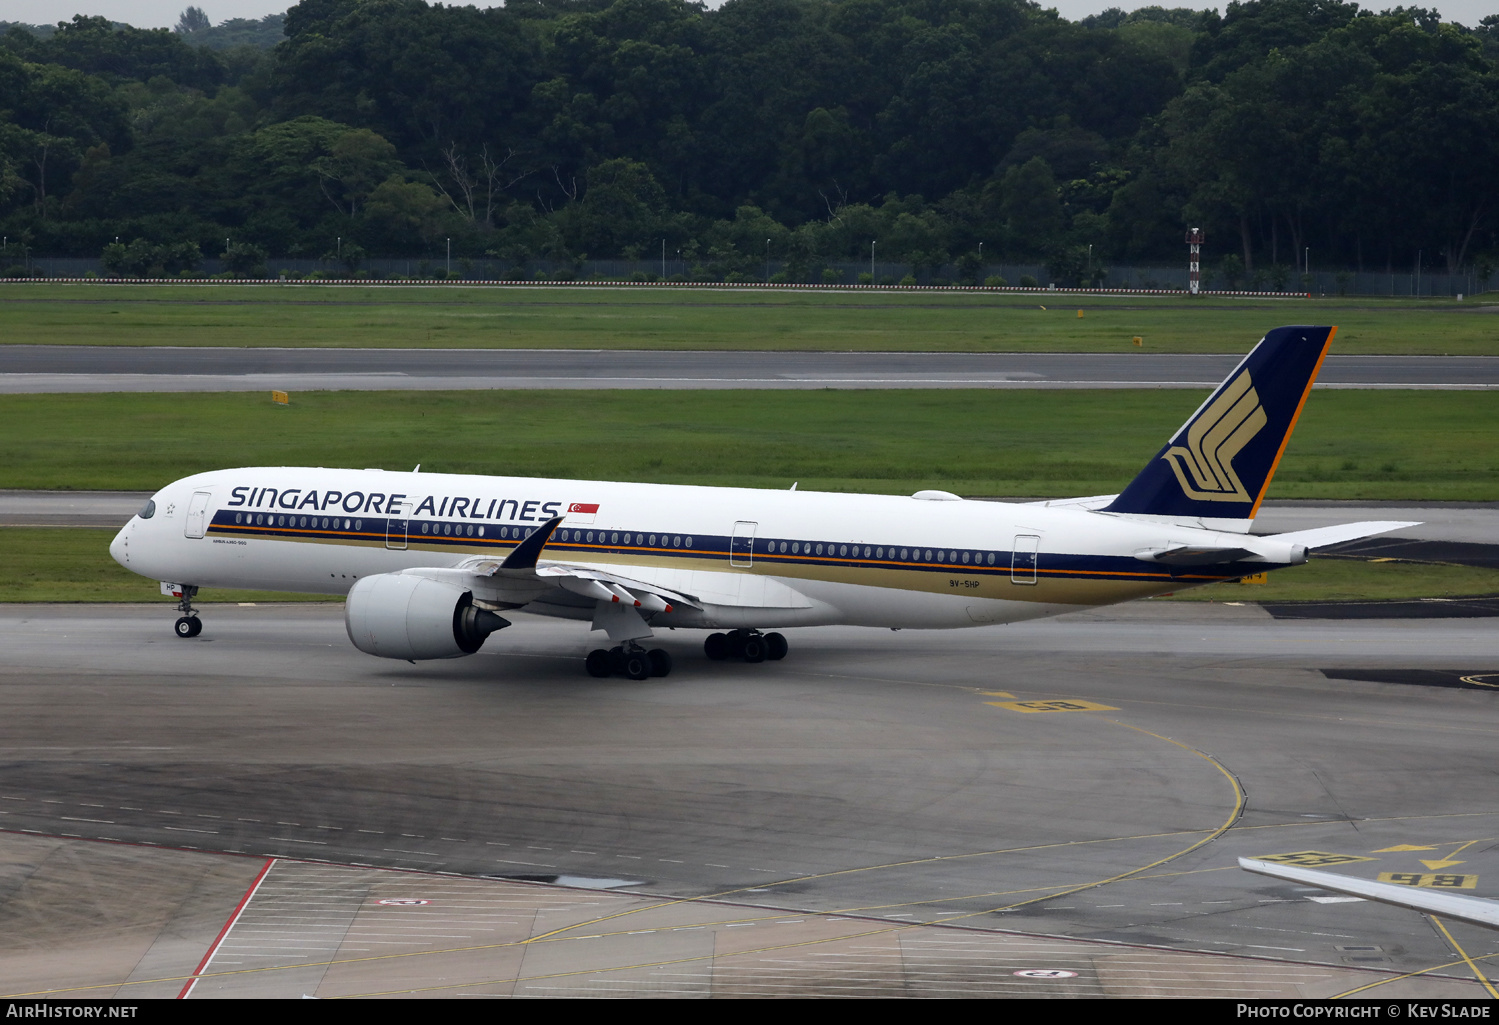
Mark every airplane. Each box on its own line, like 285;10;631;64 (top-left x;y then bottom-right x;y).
109;325;1414;679
1240;857;1499;932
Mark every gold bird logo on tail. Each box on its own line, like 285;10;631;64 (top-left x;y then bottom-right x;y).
1161;369;1267;502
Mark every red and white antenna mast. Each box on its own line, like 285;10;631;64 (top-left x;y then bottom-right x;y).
1186;228;1204;295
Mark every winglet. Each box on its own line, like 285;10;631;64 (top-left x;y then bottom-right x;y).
499;516;564;571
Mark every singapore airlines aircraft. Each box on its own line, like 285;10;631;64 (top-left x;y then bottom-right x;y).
110;325;1411;679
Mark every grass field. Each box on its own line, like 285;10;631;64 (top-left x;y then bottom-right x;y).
2;388;1494;499
0;528;330;603
1167;556;1499;603
1;282;1494;353
5;528;1492;605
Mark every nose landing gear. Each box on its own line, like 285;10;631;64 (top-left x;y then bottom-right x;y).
171;585;202;638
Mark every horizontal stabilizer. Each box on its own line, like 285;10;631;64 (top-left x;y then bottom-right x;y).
1025;494;1118;510
1267;520;1419;550
1239;857;1499;931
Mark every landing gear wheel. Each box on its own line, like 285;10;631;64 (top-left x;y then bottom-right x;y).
585;649;611;678
608;645;627;675
704;633;729;661
741;634;767;663
171;585;202;638
765;632;788;661
727;629;747;658
622;651;651;681
647;648;673;678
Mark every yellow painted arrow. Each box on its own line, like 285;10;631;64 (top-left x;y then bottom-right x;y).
1420;839;1486;872
1374;844;1435;853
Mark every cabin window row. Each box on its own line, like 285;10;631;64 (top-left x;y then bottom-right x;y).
763;540;997;565
236;512;362;531
556;529;694;548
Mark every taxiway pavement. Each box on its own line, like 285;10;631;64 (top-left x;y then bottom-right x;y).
1;347;1496;392
1;602;1497;997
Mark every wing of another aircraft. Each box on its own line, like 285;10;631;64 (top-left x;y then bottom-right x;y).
1239;857;1499;931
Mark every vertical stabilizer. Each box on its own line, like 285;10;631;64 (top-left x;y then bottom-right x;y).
1102;325;1334;528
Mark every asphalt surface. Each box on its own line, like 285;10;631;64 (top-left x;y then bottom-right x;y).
2;346;1496;392
2;602;1498;997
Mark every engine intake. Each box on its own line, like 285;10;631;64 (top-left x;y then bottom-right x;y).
345;573;510;660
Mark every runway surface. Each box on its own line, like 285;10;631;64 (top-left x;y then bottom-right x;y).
2;602;1498;997
2;346;1496;392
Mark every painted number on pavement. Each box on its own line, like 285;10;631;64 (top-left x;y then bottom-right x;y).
1256;851;1377;868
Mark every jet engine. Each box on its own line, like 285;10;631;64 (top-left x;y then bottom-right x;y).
345;573;509;660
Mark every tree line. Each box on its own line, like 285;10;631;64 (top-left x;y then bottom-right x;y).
0;0;1496;284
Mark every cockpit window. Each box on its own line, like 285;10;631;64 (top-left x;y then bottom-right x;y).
138;499;156;519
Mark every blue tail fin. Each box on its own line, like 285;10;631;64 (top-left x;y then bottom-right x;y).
1103;326;1334;524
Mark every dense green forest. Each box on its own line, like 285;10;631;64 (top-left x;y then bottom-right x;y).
0;0;1495;283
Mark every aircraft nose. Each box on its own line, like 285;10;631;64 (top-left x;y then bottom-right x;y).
110;523;130;567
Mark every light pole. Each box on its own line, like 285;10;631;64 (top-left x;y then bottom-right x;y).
1304;246;1310;289
870;240;876;284
1087;243;1093;283
661;239;665;279
765;238;770;283
446;237;451;278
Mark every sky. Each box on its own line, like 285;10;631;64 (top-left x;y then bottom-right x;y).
0;0;1491;32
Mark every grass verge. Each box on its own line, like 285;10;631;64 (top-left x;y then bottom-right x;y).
1166;556;1499;603
0;283;1494;353
2;388;1495;499
0;528;332;603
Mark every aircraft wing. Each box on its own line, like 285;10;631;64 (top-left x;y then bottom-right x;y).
1239;857;1499;930
397;515;814;643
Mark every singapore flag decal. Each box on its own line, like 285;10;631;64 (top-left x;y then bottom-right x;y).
567;502;599;524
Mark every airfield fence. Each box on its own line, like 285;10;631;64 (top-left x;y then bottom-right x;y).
13;257;1492;297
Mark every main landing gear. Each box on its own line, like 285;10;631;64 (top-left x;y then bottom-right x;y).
172;585;202;638
586;643;673;680
704;629;788;663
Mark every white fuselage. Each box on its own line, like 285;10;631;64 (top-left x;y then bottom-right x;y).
110;466;1274;633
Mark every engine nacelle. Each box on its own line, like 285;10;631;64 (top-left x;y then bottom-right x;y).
345;573;509;660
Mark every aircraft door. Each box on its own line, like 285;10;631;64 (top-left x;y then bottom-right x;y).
184;491;211;539
1011;535;1040;584
730;521;757;567
386;498;409;550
